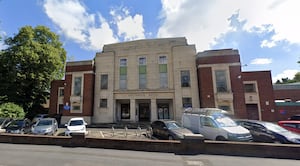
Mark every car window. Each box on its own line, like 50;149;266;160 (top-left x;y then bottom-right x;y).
166;122;180;129
282;123;297;128
290;116;300;120
215;117;237;127
201;117;217;128
37;120;53;126
69;120;84;126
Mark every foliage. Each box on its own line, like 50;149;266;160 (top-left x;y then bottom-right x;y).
0;25;66;114
275;72;300;84
0;102;25;118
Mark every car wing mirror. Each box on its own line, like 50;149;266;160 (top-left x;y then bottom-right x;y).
64;124;68;127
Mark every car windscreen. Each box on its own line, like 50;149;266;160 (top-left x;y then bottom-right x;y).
8;120;23;128
265;122;289;133
214;116;237;127
69;120;84;126
166;122;181;129
37;120;52;126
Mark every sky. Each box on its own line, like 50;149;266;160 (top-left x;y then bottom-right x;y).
0;0;299;83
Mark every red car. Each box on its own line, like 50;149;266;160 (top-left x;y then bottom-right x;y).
278;121;300;134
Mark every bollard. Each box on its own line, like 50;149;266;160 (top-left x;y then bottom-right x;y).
124;125;128;137
136;126;142;137
111;126;115;137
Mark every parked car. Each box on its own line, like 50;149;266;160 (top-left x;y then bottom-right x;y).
289;114;300;121
182;108;252;141
32;114;50;125
278;120;300;134
150;120;203;140
65;117;88;136
236;119;300;144
6;119;32;134
0;117;13;133
31;118;58;135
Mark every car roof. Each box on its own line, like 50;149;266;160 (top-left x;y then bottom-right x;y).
38;118;56;121
69;117;84;121
235;119;271;126
278;120;300;124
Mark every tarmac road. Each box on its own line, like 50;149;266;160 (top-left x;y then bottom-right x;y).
0;143;299;166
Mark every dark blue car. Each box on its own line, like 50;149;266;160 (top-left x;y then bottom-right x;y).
236;119;300;144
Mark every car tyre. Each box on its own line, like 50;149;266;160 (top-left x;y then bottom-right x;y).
216;136;226;141
168;135;174;140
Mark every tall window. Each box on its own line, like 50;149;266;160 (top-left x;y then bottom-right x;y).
181;70;190;87
73;76;82;96
119;58;127;90
215;70;228;92
182;97;192;108
159;55;168;88
244;83;256;92
58;88;64;96
139;57;147;89
101;74;108;89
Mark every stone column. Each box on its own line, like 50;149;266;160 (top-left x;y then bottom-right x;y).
130;99;136;122
151;99;157;122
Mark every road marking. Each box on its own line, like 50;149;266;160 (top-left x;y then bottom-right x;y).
186;160;205;166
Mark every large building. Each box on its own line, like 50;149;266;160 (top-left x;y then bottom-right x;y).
49;37;299;124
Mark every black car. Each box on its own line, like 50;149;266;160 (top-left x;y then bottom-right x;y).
150;120;198;140
6;118;32;134
236;119;300;144
289;114;300;120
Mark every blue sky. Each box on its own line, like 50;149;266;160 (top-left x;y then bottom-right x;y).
0;0;299;82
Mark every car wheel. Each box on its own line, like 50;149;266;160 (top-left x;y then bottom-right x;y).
273;140;281;144
216;136;226;141
168;135;174;140
20;129;25;134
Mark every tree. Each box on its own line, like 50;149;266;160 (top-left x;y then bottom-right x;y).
0;26;66;116
0;102;25;118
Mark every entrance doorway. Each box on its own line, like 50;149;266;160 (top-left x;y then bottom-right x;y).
121;104;130;119
246;104;259;120
139;103;150;122
157;103;169;119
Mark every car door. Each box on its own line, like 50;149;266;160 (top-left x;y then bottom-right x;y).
251;123;274;143
199;116;220;140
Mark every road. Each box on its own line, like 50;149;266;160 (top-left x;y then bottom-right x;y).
0;143;298;166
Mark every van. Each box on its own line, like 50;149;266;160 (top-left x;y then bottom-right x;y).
182;108;252;141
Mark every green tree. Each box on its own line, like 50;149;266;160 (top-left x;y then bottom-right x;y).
0;25;66;116
0;102;25;118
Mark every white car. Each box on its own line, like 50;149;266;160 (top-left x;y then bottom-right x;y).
64;117;88;136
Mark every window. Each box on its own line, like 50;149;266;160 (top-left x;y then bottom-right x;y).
120;58;127;66
101;74;108;89
159;56;168;88
181;70;190;87
139;57;146;65
73;76;82;96
219;105;230;111
182;97;192;108
215;70;228;92
139;57;147;89
58;88;64;96
119;58;127;90
100;99;107;108
244;83;256;92
159;56;167;64
72;105;81;111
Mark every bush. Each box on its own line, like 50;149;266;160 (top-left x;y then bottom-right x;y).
0;102;25;118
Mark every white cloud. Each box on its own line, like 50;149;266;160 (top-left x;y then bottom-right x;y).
110;7;145;41
43;0;118;51
250;58;272;65
157;0;300;51
272;69;298;82
0;30;7;50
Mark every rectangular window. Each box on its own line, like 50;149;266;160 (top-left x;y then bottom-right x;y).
72;105;81;111
120;58;127;66
100;99;107;108
215;70;228;92
244;83;256;92
159;55;167;64
181;70;190;87
73;76;82;96
182;97;192;108
139;57;147;89
160;73;168;88
139;57;146;65
119;58;127;90
58;88;64;96
101;74;108;89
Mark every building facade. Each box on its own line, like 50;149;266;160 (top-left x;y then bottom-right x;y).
49;37;299;124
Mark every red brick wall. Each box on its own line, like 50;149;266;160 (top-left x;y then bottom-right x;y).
274;89;300;101
198;67;215;108
49;80;65;115
66;64;94;72
242;71;277;121
197;55;240;65
229;66;247;118
82;73;94;116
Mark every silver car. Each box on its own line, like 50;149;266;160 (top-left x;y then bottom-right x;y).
31;118;58;135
